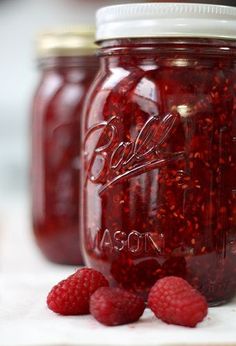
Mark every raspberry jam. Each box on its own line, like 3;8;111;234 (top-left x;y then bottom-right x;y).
81;37;236;305
32;30;98;264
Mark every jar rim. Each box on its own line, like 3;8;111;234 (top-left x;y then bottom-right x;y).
96;2;236;42
36;26;97;58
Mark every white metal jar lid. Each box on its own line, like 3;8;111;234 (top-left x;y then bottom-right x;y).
96;2;236;41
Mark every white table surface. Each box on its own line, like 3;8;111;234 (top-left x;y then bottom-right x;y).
1;196;236;346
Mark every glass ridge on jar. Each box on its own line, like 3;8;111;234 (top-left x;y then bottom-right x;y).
81;3;236;305
31;28;98;265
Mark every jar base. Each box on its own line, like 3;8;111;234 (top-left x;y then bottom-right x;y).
36;240;84;266
208;297;233;307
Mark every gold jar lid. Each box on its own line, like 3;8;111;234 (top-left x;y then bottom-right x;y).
36;26;97;58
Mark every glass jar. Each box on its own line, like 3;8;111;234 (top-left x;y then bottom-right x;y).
32;28;98;264
81;3;236;305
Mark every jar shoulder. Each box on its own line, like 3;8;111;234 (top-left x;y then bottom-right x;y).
83;62;236;128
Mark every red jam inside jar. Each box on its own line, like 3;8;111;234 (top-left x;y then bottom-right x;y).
32;29;98;264
82;29;236;304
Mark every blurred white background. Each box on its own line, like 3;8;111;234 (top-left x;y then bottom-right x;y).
0;0;235;206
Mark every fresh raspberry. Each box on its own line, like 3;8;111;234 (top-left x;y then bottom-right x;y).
47;268;109;315
148;276;208;327
90;287;145;326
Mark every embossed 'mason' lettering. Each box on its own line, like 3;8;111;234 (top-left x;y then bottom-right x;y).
93;229;165;255
84;113;185;195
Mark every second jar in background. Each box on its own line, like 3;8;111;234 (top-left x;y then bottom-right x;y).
32;28;98;264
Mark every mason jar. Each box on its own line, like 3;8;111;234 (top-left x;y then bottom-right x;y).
81;3;236;305
32;28;98;264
